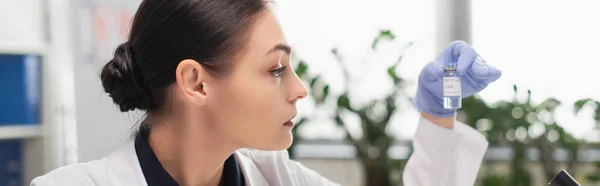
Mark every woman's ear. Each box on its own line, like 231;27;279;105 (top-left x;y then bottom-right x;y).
175;59;209;105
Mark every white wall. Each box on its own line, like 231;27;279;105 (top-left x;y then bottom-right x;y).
73;0;143;162
0;0;46;51
72;50;142;162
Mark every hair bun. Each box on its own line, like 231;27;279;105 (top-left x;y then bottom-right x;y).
100;42;150;112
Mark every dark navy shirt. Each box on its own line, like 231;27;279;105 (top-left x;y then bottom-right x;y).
134;129;246;186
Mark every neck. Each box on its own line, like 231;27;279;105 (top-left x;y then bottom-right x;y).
148;117;238;186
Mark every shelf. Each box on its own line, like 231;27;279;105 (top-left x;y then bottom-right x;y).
0;43;47;55
0;125;43;140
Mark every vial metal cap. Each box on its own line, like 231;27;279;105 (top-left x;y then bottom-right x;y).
444;61;457;71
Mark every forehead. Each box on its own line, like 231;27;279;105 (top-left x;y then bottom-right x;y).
241;8;288;57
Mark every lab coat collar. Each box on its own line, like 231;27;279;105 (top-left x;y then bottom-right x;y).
106;140;149;186
235;150;270;186
134;129;245;186
105;139;270;186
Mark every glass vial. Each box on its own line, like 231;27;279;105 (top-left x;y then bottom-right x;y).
443;61;461;109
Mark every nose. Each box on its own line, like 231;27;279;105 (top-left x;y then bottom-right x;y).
287;72;308;104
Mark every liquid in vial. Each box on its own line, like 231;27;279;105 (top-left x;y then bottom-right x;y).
443;61;461;109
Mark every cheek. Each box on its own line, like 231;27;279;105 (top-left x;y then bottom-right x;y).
215;76;285;135
237;85;279;119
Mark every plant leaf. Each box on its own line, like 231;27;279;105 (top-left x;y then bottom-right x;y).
538;98;561;111
380;29;396;40
323;85;330;100
371;29;395;49
337;94;351;109
387;65;400;84
331;48;339;55
595;107;600;122
396;55;403;64
294;61;308;79
574;98;592;114
334;115;344;127
309;75;321;89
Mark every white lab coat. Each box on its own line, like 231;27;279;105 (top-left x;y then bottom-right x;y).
30;116;488;186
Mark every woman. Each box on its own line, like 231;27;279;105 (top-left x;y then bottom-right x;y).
31;0;501;185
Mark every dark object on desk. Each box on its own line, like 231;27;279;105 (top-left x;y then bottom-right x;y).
549;169;581;186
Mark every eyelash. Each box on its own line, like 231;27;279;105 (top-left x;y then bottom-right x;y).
269;66;287;77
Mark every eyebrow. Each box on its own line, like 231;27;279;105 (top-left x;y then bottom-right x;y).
266;43;291;55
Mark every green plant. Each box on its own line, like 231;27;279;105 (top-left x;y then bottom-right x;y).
288;29;591;185
481;171;508;186
460;85;583;185
586;161;600;183
573;98;600;183
291;29;412;186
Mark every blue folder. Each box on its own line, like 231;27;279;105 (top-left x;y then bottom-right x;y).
0;54;41;125
0;140;22;186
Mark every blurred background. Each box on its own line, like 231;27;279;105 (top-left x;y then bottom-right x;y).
1;0;600;185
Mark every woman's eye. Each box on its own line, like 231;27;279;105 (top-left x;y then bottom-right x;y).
269;66;287;77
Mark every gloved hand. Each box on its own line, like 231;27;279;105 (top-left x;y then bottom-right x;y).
413;41;502;117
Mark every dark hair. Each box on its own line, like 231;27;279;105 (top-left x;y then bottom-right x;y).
101;0;267;113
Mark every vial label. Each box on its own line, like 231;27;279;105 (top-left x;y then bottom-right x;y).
443;77;461;96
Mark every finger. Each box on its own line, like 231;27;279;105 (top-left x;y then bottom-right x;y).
443;40;469;64
477;57;502;82
486;64;502;82
456;45;477;76
469;57;502;83
422;61;444;82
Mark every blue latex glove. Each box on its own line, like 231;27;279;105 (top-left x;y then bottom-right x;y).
413;41;502;117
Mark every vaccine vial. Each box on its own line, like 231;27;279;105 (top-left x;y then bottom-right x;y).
443;61;461;109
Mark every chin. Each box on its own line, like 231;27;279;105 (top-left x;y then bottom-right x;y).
246;131;293;151
272;135;293;150
257;132;293;151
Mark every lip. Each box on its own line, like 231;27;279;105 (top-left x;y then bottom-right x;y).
283;113;297;127
283;120;295;127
